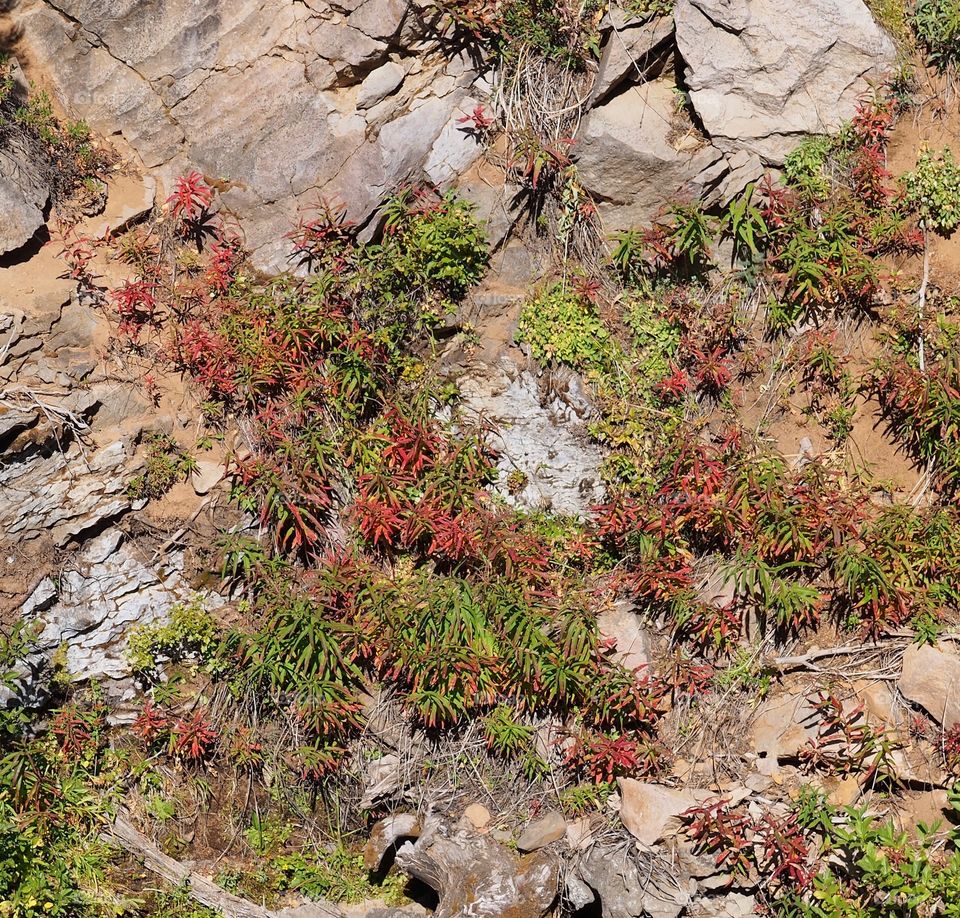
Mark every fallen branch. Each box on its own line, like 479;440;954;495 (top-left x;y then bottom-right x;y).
768;639;905;673
107;814;341;918
918;225;929;374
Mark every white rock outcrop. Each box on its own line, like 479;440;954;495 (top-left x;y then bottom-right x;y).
674;0;895;164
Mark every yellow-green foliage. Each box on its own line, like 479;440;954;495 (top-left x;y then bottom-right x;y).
515;284;620;376
126;598;221;675
903;147;960;234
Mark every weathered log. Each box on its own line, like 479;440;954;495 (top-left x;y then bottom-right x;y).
107;814;342;918
395;819;558;918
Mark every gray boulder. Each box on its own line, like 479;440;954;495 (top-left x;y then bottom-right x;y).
516;811;566;852
396;819;559;918
20;530;197;683
0;145;49;255
593;14;675;104
0;438;136;547
899;643;960;729
14;0;482;271
574;844;694;918
576;78;725;230
458;357;605;517
674;0;895;164
358;61;406;109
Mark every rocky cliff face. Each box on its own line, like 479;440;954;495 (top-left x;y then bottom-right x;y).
0;1;907;915
16;0;485;267
13;0;893;267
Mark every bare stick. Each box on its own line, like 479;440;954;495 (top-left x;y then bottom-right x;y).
107;814;341;918
919;225;929;375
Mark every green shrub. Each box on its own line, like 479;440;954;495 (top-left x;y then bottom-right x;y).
515;284;620;375
624;0;674;20
373;189;489;320
775;789;960;917
126;597;222;675
1;64;114;203
127;434;198;500
274;845;408;904
912;0;960;71
903;147;960;234
783;135;834;197
439;0;605;67
868;0;913;44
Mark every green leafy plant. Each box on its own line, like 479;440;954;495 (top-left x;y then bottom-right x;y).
625;0;674;20
721;182;768;264
127;434;198;500
516;283;620;376
912;0;960;71
783;135;834;198
903;147;960;234
438;0;604;67
126;598;222;677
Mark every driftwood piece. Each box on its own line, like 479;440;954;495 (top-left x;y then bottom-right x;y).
364;814;422;870
108;814;342;918
395;819;559;918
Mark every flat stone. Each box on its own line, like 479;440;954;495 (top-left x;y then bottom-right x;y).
458;357;604;517
357;61;405;110
576;78;725;232
593;15;674;103
19;537;211;684
854;679;899;727
597;600;651;672
898;790;950;835
81;172;157;240
0;439;134;547
516;810;566;852
191;460;225;495
0;145;49;255
348;0;409;40
462;803;492;831
826;775;861;808
899;643;960;729
423;97;484;186
617;779;695;846
565;816;592;850
749;692;819;769
577;842;692;918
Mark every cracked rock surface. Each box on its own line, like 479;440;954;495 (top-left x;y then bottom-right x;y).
15;0;485;269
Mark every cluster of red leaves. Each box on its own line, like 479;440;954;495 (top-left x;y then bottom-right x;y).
129;178;683;780
113;279;160;340
132;701;218;762
441;0;503;39
51;704;104;759
509;135;575;191
683;798;813;890
351;415;501;567
799;690;890;779
457;104;495;136
112;172;240;342
944;724;960;773
592;427;879;653
564;731;661;783
167;170;214;224
234;453;334;555
56;227;98;286
868;354;960;496
662;289;745;402
286;200;356;272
